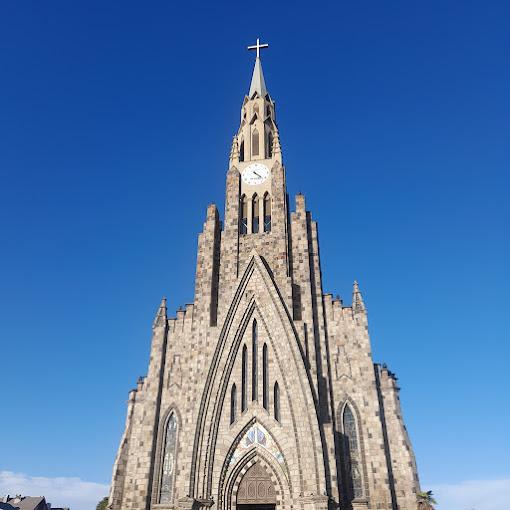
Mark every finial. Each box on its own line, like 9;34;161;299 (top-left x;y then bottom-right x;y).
230;135;240;163
352;281;366;313
247;37;268;59
272;129;281;154
153;297;167;327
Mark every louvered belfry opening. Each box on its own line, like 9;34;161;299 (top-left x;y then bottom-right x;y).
236;462;276;510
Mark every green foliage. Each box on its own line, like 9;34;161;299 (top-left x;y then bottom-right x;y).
417;490;437;510
96;497;109;510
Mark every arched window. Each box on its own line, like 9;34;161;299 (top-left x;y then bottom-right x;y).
242;345;247;412
240;139;244;162
252;194;259;234
263;344;268;410
264;193;271;233
240;195;248;235
252;320;258;401
266;105;271;118
252;128;259;157
159;413;177;503
342;404;363;499
230;384;237;424
253;103;259;115
268;133;273;158
274;381;280;421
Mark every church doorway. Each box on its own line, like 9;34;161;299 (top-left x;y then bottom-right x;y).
236;462;276;510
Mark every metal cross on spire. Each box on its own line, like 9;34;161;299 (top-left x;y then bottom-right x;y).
248;38;268;59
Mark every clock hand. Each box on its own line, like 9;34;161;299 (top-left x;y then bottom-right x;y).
253;171;262;178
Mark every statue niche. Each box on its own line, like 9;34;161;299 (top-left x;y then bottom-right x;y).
236;462;276;510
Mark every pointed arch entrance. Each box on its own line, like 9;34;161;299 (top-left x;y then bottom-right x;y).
236;462;276;510
219;422;292;510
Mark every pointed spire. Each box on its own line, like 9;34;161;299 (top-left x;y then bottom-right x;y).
272;128;281;155
352;281;366;313
249;58;267;97
153;297;167;327
157;297;167;315
230;135;240;164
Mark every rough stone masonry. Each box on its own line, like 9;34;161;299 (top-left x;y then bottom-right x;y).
108;47;421;510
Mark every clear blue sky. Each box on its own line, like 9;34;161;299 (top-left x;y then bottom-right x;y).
1;0;509;504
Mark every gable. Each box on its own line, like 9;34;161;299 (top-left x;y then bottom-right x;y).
189;253;327;499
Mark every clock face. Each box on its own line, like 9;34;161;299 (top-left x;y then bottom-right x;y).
241;163;270;185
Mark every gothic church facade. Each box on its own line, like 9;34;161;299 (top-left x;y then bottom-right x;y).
108;48;421;510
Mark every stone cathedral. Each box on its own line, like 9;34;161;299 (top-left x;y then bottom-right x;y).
108;42;421;510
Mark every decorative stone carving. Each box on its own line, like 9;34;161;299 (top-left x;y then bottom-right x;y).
299;495;329;510
237;463;276;505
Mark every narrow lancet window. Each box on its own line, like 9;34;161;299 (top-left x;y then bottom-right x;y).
252;128;259;156
240;195;248;235
252;320;258;401
263;344;268;410
274;381;280;421
159;413;177;503
240;139;244;162
242;345;247;412
252;194;259;234
264;193;271;232
268;133;273;158
231;384;237;424
343;404;363;499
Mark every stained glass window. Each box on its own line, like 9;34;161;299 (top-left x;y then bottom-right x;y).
159;413;177;503
263;344;268;410
252;320;258;401
242;345;247;412
342;404;363;499
228;422;288;480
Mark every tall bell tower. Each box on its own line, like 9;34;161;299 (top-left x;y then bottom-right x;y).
220;40;291;322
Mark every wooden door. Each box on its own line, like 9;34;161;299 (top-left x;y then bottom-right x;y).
236;462;276;506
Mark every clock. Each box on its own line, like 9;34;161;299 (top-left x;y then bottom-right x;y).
241;163;270;185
